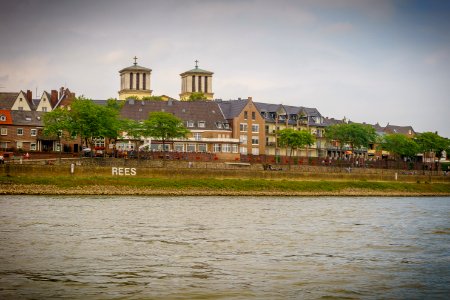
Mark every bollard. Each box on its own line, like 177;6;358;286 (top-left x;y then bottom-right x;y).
70;163;75;175
395;172;398;181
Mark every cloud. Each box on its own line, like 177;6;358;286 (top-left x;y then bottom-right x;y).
323;22;354;34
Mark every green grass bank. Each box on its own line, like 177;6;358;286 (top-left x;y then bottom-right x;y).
0;165;450;196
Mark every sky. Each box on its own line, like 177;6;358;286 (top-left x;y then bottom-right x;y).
1;0;449;137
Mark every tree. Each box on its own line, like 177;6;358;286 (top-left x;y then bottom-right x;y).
381;134;419;159
65;97;121;156
278;128;315;167
106;98;124;111
43;107;72;160
325;123;377;152
141;96;164;101
188;92;207;101
141;112;189;161
415;132;449;159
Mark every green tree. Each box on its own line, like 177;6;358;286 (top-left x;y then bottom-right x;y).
325;123;377;152
106;98;124;111
415;132;449;159
188;92;207;101
141;96;164;101
68;97;121;156
43;107;72;160
382;134;419;159
141;112;189;161
278;128;315;167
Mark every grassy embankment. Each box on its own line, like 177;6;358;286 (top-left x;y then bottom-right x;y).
1;171;450;196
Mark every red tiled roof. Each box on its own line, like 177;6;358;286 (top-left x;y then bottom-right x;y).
0;110;13;125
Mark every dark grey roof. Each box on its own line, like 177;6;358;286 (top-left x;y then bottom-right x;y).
216;99;248;119
384;124;416;135
11;110;45;126
0;92;18;109
92;100;108;106
120;100;230;131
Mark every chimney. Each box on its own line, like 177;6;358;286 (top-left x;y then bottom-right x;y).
26;90;32;102
60;87;64;98
50;90;58;107
248;96;252;101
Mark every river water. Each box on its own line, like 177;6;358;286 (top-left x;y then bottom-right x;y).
0;196;449;299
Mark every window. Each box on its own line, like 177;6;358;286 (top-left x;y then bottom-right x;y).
136;73;140;90
252;124;259;133
192;75;196;92
239;123;247;132
204;76;208;93
187;143;196;152
198;76;202;92
222;144;231;153
143;74;146;90
94;138;105;147
216;122;223;129
16;141;23;149
130;73;133;89
213;144;221;153
244;111;248;120
174;143;184;152
252;111;256;120
31;143;36;151
198;121;206;128
1;128;7;135
252;136;259;145
31;129;37;136
193;133;202;141
187;121;194;127
17;128;24;135
240;146;247;154
198;143;207;152
240;135;247;143
42;107;47;112
18;107;23;111
224;123;230;129
252;147;259;155
0;115;5;121
232;144;238;153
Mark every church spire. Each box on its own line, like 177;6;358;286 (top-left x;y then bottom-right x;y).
195;59;199;69
133;56;138;66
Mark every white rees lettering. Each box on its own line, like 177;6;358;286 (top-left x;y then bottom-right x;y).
112;167;137;176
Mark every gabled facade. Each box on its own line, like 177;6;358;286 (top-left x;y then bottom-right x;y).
254;102;326;157
217;97;265;155
0;88;76;153
10;91;33;111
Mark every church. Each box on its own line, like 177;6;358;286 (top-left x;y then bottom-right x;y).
118;57;214;101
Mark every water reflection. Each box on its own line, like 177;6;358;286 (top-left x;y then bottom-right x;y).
0;196;449;299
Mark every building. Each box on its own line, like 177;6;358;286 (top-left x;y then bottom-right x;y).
0;88;75;152
254;102;326;157
118;57;152;100
179;61;214;100
119;99;239;160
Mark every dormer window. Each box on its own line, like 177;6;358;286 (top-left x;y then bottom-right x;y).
0;115;5;121
216;122;223;129
198;121;206;128
187;120;194;127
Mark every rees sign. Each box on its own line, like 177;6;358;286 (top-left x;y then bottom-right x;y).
112;167;137;176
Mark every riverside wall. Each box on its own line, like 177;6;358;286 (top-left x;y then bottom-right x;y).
1;158;449;183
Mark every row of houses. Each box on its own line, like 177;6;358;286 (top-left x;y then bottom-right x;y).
0;88;418;160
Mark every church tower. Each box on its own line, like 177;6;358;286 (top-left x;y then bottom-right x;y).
179;60;214;100
118;57;152;100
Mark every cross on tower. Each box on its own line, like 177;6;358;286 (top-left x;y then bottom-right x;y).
133;56;138;66
195;60;199;68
